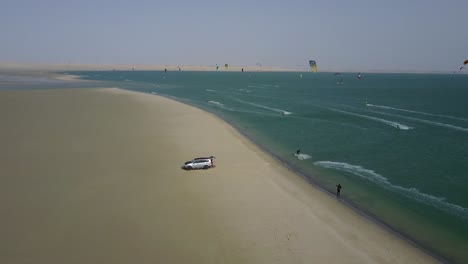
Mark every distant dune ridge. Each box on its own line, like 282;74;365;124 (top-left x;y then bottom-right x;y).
0;62;301;72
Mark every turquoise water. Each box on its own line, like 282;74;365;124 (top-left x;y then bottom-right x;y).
73;71;468;263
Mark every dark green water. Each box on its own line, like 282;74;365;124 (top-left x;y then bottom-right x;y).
72;71;468;263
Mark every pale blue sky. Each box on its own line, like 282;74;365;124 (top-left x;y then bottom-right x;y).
1;0;467;72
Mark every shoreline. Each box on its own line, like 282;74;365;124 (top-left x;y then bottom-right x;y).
1;71;442;263
148;91;451;264
101;88;441;263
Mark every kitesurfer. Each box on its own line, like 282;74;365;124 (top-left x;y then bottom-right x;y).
296;149;301;155
336;184;342;197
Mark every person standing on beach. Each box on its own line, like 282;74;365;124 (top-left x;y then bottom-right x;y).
336;184;342;197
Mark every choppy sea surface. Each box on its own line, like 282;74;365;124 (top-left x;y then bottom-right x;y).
70;71;467;263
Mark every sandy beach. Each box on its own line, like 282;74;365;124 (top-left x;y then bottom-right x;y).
0;84;439;263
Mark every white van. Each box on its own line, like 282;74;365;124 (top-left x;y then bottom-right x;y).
183;158;213;170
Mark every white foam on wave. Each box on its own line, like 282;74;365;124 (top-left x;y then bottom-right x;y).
233;98;292;115
314;161;468;219
151;92;158;95
294;153;311;160
323;106;412;130
366;103;468;122
208;100;224;107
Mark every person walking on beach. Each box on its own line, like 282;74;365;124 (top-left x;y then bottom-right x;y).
336;184;342;197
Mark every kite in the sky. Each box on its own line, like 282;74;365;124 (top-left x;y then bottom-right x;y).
309;60;317;72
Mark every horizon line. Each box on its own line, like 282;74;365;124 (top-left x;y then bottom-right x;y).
0;62;466;75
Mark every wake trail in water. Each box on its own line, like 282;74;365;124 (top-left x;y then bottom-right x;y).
314;161;468;219
206;88;313;102
366;104;468;122
249;83;280;88
367;109;468;133
320;106;412;130
207;100;280;116
237;89;252;93
294;153;312;160
232;98;292;115
247;85;267;89
206;89;281;100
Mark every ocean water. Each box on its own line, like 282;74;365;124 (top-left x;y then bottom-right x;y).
73;71;468;263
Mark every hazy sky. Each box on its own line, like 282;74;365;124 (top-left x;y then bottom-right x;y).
1;0;467;72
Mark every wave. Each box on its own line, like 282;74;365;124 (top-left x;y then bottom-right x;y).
321;106;412;130
208;100;224;107
367;109;468;133
366;103;468;122
314;161;468;219
233;98;292;115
